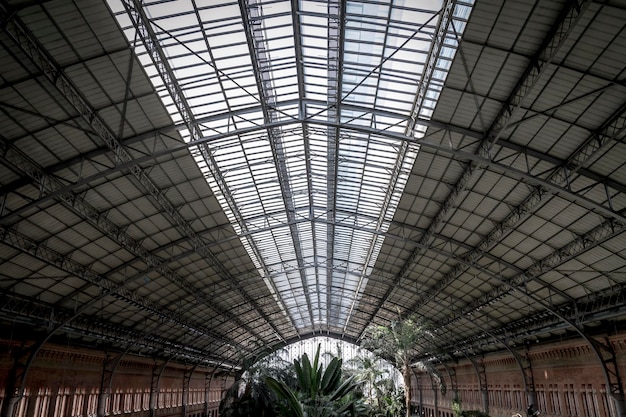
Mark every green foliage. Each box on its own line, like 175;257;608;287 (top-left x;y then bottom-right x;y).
346;355;405;417
219;353;294;417
376;385;406;417
266;344;366;417
460;410;490;417
361;314;445;417
451;394;462;417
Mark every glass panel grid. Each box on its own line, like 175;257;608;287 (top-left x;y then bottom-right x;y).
108;0;473;333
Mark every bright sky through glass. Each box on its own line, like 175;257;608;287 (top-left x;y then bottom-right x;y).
107;0;473;335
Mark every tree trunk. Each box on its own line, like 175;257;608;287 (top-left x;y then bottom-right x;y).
404;363;412;417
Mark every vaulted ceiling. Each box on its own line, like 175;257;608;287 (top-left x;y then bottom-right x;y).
1;0;625;370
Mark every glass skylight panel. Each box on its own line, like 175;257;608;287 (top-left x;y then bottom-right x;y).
108;0;473;335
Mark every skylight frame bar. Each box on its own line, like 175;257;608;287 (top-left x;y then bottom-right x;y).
109;0;474;337
323;0;345;331
107;0;293;345
337;1;446;331
240;0;316;329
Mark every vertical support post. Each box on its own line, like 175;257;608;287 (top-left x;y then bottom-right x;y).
587;337;626;417
203;371;215;417
182;367;195;417
97;353;125;417
469;318;538;413
0;345;33;417
440;361;460;416
465;354;488;414
149;360;170;417
419;379;424;417
412;368;424;416
431;373;439;417
46;389;58;417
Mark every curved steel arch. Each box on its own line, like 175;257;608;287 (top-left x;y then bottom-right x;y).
0;230;253;417
444;266;626;416
2;116;624;233
0;0;292;343
462;315;538;412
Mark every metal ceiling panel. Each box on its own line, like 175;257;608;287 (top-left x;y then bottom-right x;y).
0;0;624;374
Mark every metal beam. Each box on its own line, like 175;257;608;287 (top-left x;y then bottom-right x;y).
70;206;622;344
362;0;596;332
97;353;125;417
466;354;489;414
0;229;245;351
0;131;264;339
326;0;343;335
0;0;282;346
481;0;592;150
122;0;289;344
0;290;236;417
440;218;624;329
466;316;537;409
148;360;170;417
429;222;626;413
402;102;626;320
3;113;623;228
239;0;315;329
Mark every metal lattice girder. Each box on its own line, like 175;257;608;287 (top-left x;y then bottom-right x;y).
0;0;626;384
185;120;623;222
481;0;592;150
3;102;623;226
325;0;343;333
370;0;596;325
433;283;626;358
402;103;626;317
118;0;292;340
0;225;247;353
440;361;458;395
431;244;626;408
240;0;315;328
112;192;622;336
437;218;625;334
0;292;231;365
0;291;58;326
0;132;262;342
589;337;626;400
0;0;281;345
407;0;456;135
464;353;489;413
98;353;125;417
467;316;537;401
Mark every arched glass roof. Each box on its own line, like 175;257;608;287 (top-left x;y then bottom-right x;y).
1;0;624;377
106;0;473;334
251;335;403;385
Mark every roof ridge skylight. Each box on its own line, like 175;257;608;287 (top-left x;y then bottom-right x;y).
108;0;473;337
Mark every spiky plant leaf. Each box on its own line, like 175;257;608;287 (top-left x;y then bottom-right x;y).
330;375;361;401
266;376;304;417
320;357;341;393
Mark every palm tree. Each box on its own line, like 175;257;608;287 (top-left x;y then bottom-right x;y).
361;314;445;417
346;355;389;411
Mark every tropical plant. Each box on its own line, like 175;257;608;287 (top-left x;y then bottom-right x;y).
266;344;365;417
451;393;462;417
361;314;445;417
346;356;384;405
461;411;490;417
220;352;294;417
346;355;405;417
378;385;405;417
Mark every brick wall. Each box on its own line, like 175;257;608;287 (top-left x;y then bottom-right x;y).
2;332;625;417
0;339;231;417
412;333;626;417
